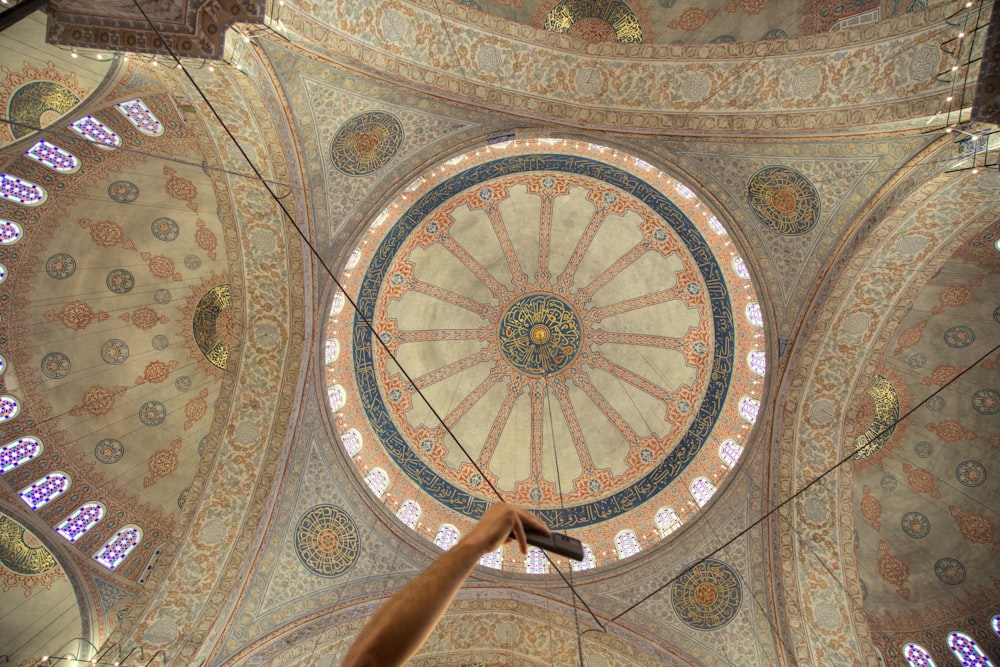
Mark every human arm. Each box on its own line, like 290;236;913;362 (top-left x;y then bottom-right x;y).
341;503;550;667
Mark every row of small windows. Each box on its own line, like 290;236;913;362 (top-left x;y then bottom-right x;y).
0;437;142;570
904;623;1000;667
0;99;162;206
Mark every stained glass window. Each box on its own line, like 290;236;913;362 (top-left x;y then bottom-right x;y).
94;524;142;570
614;530;641;559
396;500;421;529
571;544;596;571
748;349;766;376
70;116;121;148
1;437;43;474
674;181;696;199
746;301;763;327
434;524;460;550
0;353;5;375
903;644;937;667
330;291;346;315
1;173;47;206
655;507;681;536
345;247;362;269
733;256;750;279
719;439;744;468
25;140;81;173
691;477;718;507
480;547;503;569
0;262;7;283
525;547;549;574
364;468;389;498
708;216;727;235
328;384;346;412
0;395;21;422
341;428;362;457
992;615;1000;637
325;338;340;363
19;471;71;510
115;99;164;136
740;396;761;424
0;220;23;245
56;503;105;542
948;632;994;667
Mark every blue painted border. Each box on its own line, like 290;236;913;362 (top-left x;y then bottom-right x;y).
353;154;734;529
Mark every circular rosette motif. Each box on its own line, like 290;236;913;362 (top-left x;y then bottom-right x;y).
329;139;763;562
294;505;360;577
330;111;404;176
746;166;821;235
671;559;742;629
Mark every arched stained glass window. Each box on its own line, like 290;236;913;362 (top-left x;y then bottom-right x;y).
740;396;761;424
707;216;727;236
94;524;142;570
1;173;47;206
691;477;718;507
345;246;363;269
396;500;421;529
719;439;744;468
0;262;7;283
480;547;503;569
0;353;5;375
56;503;105;542
948;632;994;667
0;220;23;245
674;181;695;199
115;99;164;136
328;384;346;412
330;292;347;317
746;301;763;327
25;140;81;172
992;615;1000;637
614;530;641;559
19;471;71;510
733;256;750;279
1;437;43;473
748;350;766;376
341;428;362;457
655;507;681;536
434;524;460;550
0;395;21;422
364;467;389;498
903;644;936;667
525;547;549;574
325;338;340;364
70;115;120;148
571;544;596;571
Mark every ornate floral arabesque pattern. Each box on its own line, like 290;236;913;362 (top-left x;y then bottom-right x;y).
0;513;64;595
293;505;360;577
746;166;821;235
328;138;763;565
542;0;644;43
670;558;743;629
853;374;900;461
329;111;404;176
498;293;582;374
192;284;232;370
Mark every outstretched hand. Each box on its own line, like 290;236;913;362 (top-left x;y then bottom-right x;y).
465;503;550;556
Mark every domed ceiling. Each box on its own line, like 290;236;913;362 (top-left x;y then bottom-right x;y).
325;136;766;570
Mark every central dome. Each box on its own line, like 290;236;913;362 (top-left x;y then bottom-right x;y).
325;137;765;572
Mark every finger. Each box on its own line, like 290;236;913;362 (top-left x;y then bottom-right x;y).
511;514;528;555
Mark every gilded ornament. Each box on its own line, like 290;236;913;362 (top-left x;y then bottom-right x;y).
746;166;821;235
193;284;231;370
294;505;360;577
670;559;742;629
330;111;404;176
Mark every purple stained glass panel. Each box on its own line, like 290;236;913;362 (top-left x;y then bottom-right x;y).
94;525;142;570
615;530;640;559
948;633;994;667
0;395;21;422
70;116;121;147
0;220;23;245
396;499;420;528
719;439;744;468
655;507;681;536
571;544;596;571
691;477;718;507
56;503;104;542
480;547;503;569
115;99;163;136
903;643;936;667
364;468;389;498
1;437;42;474
746;301;763;327
740;396;761;424
25;140;80;172
1;173;47;206
525;547;548;574
733;256;750;279
434;524;460;550
19;472;70;510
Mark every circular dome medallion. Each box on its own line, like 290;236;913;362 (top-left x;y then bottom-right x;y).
330;111;404;176
671;559;742;629
294;505;360;577
746;166;820;235
328;138;764;567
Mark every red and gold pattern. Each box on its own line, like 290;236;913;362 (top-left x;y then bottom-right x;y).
41;300;110;331
949;506;1000;551
68;385;128;417
184;388;210;430
901;463;941;499
859;485;881;531
77;217;135;250
135;360;179;385
877;539;910;600
141;252;182;281
163;165;198;211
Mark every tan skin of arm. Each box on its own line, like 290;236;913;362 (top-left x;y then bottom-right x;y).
341;503;550;667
